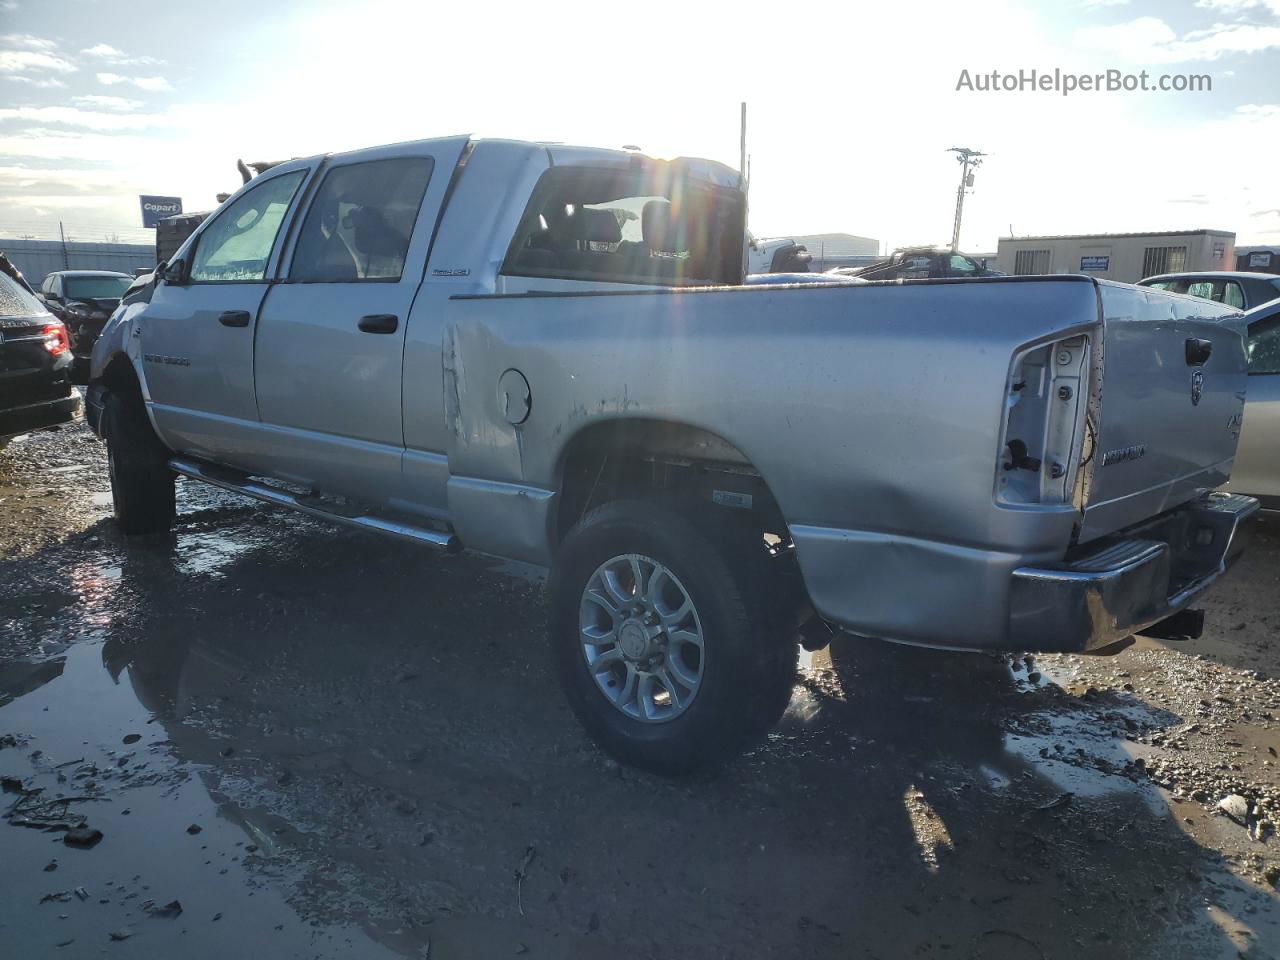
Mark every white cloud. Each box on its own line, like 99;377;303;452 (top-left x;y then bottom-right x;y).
96;72;171;91
130;75;170;91
0;49;77;74
81;43;165;67
0;2;19;11
0;105;161;131
0;33;55;51
1081;0;1130;6
81;43;125;58
1196;0;1280;15
6;74;66;88
1075;16;1280;62
0;164;133;195
72;94;143;111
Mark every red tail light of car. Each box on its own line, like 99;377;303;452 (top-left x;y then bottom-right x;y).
42;322;70;356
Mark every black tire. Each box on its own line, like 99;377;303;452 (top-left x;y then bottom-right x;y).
104;389;175;536
549;499;797;776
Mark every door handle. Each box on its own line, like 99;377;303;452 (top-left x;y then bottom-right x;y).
219;310;251;328
1185;337;1213;366
358;314;399;334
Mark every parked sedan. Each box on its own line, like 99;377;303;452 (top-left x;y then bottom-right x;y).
1138;271;1280;311
0;270;79;452
1231;300;1280;504
38;270;135;383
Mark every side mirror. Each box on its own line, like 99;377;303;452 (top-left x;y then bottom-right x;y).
158;258;186;285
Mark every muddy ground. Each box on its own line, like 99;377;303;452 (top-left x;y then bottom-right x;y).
2;421;1280;960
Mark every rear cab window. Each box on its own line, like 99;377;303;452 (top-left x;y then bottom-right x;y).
502;166;745;287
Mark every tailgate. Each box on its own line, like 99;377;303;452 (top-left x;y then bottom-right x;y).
1078;282;1248;543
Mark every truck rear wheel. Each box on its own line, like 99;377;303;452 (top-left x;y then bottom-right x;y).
104;390;175;536
548;499;796;775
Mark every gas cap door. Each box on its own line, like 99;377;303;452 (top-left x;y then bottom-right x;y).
498;368;531;425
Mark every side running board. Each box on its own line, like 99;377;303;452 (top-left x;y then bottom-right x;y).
169;457;461;552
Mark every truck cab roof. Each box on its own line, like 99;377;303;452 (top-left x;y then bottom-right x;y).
270;137;742;190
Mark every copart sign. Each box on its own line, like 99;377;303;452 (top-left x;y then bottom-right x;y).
139;195;183;228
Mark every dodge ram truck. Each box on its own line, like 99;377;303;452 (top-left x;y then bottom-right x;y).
87;136;1258;774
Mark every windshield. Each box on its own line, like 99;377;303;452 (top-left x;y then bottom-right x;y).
64;275;133;300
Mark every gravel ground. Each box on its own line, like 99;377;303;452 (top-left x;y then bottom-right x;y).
2;420;1279;959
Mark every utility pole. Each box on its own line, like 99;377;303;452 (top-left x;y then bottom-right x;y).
58;220;70;269
739;101;748;188
947;146;985;251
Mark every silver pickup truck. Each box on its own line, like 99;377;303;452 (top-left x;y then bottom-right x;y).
88;136;1258;774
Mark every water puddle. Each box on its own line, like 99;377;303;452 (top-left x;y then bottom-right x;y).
0;642;404;959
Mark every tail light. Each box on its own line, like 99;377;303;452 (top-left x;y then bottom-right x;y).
996;334;1090;505
42;322;70;356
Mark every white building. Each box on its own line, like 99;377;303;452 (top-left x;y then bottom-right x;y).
996;230;1235;284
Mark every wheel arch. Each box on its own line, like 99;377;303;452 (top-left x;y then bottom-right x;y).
96;352;143;395
550;416;789;551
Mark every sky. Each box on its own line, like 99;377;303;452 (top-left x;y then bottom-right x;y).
1;0;1279;252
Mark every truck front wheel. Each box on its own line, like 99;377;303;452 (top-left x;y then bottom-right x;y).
104;390;175;536
548;499;796;775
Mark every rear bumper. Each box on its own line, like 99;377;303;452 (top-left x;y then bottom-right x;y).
1009;492;1258;651
0;392;81;440
792;492;1258;653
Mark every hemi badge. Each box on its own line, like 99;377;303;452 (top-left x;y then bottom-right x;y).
1101;444;1146;467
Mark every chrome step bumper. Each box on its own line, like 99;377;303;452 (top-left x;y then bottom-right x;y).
1008;492;1259;652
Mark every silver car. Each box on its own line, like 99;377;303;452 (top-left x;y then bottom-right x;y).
1231;300;1280;503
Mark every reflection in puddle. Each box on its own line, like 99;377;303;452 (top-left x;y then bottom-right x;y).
0;642;402;959
903;784;954;872
174;531;257;577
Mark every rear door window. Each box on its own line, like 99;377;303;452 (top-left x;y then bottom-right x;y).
1223;282;1246;309
189;171;306;282
289;157;434;283
1185;280;1214;300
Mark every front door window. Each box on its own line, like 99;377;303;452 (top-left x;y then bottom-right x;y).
188;171;306;282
